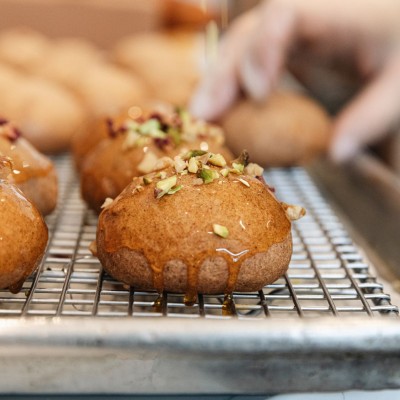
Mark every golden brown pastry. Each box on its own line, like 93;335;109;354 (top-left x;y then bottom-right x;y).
80;108;233;212
113;30;202;105
0;156;48;293
96;150;305;304
221;91;332;166
0;64;86;153
0;119;58;215
0;28;51;72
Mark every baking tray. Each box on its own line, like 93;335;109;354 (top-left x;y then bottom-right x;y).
0;154;398;395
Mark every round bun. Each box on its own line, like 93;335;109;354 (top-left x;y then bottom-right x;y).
96;151;302;301
80;109;233;212
113;30;201;105
0;28;50;71
0;64;86;153
0;120;58;215
221;91;332;166
0;157;48;292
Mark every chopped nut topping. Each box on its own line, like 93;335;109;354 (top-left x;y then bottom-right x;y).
168;184;183;195
193;178;203;186
220;168;229;177
183;149;207;160
208;153;227;167
173;156;187;173
244;162;264;177
101;197;114;209
137;151;159;174
155;175;177;199
133;185;144;193
238;178;250;187
143;176;153;185
281;202;306;221
153;156;174;171
188;157;199;173
213;224;229;238
231;163;244;174
198;168;219;184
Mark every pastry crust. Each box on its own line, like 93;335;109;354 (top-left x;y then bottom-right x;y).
221;91;332;166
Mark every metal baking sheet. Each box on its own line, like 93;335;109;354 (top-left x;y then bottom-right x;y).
0;154;398;395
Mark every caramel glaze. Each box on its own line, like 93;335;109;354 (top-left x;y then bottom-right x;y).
0;136;53;184
81;134;233;213
0;180;48;292
97;168;291;304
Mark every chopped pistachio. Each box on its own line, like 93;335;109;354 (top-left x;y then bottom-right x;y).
122;130;140;150
198;152;212;165
231;163;244;174
208;153;227;167
143;176;153;185
155;175;177;199
124;119;140;131
137;151;159;174
138;118;160;134
159;171;167;179
134;185;144;193
180;170;188;175
168;127;181;146
238;178;250;188
188;157;199;173
244;162;264;177
281;202;306;221
220;168;229;177
168;184;183;195
213;224;229;238
233;150;250;167
153;156;174;171
101;197;114;209
135;136;151;147
183;149;207;160
173;156;187;173
198;168;219;184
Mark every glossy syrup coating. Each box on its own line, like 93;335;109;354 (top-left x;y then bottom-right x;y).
96;164;293;300
0;161;48;292
80;110;233;213
0;121;58;215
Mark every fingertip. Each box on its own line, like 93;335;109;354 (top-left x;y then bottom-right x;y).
240;55;270;101
328;135;360;163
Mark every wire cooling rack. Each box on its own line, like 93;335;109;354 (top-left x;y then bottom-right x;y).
0;155;398;318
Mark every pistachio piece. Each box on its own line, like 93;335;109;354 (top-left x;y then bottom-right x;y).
183;149;207;160
198;152;212;165
138;118;160;134
213;224;229;238
193;178;203;186
153;156;174;171
233;150;250;167
281;202;306;221
168;184;183;195
167;127;181;146
101;197;114;209
209;153;227;167
122;130;140;150
238;178;250;187
133;185;144;193
159;171;167;179
198;168;219;184
244;162;264;177
188;157;199;173
155;175;177;199
143;176;153;185
220;168;229;177
137;151;159;174
231;163;244;174
173;156;187;173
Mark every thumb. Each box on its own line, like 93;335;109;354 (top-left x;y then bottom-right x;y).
330;55;400;162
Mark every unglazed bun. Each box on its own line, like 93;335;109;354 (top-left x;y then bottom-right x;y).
221;91;332;166
113;30;202;105
0;157;48;293
0;120;58;215
96;151;305;302
0;28;51;71
0;64;86;153
80;109;233;212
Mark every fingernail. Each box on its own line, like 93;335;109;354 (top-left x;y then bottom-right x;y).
240;56;269;101
329;136;359;163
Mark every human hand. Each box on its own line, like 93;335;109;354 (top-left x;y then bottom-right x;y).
190;0;400;162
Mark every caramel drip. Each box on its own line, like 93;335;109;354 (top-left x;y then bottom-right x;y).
0;137;53;184
99;171;291;304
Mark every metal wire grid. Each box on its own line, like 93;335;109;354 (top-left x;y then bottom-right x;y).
0;155;397;318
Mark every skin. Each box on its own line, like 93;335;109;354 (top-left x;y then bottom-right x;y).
190;0;400;162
